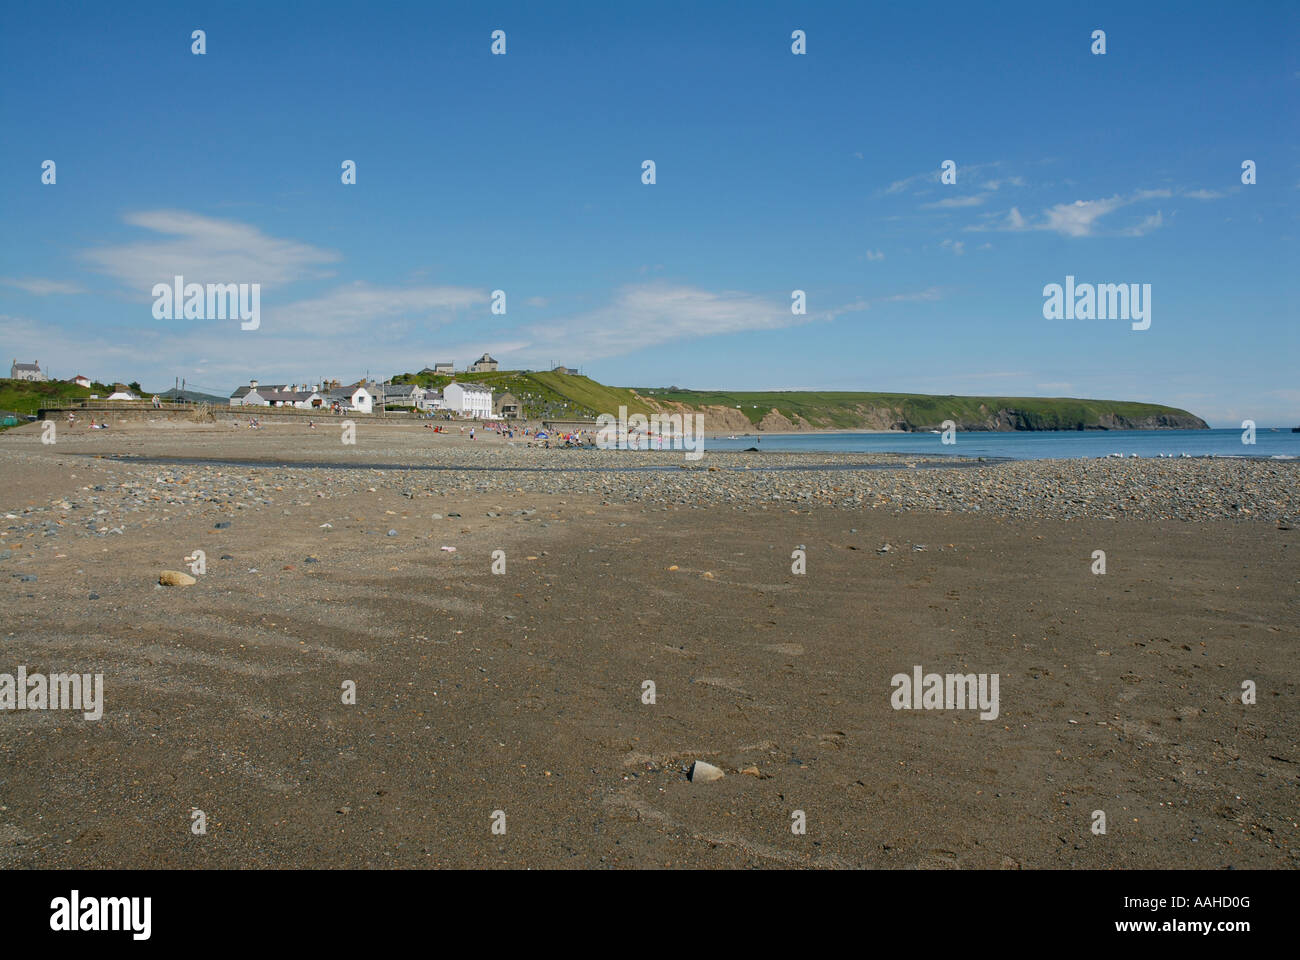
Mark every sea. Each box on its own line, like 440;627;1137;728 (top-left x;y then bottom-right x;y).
704;428;1300;461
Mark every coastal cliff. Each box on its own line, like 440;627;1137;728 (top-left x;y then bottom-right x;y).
636;391;1209;433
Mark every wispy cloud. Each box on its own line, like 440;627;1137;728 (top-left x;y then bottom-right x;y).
972;189;1168;237
879;287;942;304
921;194;989;209
882;162;1005;197
521;284;813;361
270;282;486;336
0;277;85;296
82;210;341;294
981;177;1025;191
1119;211;1164;236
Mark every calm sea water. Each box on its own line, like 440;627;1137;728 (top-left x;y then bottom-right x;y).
704;428;1300;461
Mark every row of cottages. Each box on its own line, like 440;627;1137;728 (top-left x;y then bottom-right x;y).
10;359;47;382
226;378;507;418
443;382;494;418
230;380;336;411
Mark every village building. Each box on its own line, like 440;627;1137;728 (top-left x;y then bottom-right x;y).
496;391;521;419
325;383;374;414
71;375;92;389
10;359;47;382
230;380;281;406
468;353;498;373
382;384;426;408
443;382;494;418
105;384;138;401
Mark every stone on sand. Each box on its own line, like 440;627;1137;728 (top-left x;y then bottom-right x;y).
689;760;725;783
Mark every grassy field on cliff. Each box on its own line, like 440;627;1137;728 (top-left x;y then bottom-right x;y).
0;378;106;421
390;370;654;419
384;369;1202;429
637;388;1203;430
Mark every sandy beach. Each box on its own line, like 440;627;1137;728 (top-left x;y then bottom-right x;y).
0;419;1295;868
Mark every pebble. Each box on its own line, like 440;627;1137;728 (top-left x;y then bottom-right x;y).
689;760;725;783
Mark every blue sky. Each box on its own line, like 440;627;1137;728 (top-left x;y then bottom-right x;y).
1;0;1296;425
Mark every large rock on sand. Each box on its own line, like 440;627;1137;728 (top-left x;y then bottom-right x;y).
159;570;197;586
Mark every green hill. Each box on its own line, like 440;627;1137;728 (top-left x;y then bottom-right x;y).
388;369;1207;431
390;370;654;419
0;377;105;420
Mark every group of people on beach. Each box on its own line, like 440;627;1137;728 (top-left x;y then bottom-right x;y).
65;412;109;430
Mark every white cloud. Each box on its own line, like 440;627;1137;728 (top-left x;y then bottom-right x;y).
1041;195;1128;237
940;239;965;255
520;284;811;362
922;194;989;209
269;282;487;336
1120;212;1164;236
879;287;942;304
863;249;885;261
972;190;1168;237
0;277;85;295
981;177;1025;191
82;210;340;295
883;162;1004;197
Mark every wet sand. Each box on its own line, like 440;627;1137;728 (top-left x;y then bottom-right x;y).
0;421;1295;868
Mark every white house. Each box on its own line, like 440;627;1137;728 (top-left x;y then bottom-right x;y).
230;380;274;406
261;386;321;408
106;386;138;401
443;382;493;418
417;389;444;412
10;360;46;382
326;384;373;414
71;375;92;389
230;380;321;407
